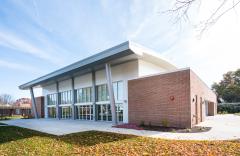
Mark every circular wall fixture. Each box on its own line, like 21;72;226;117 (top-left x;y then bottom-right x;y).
170;96;174;101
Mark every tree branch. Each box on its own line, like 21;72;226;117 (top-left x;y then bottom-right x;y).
165;0;240;35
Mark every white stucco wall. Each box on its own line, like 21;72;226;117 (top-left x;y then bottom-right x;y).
59;79;72;92
138;59;169;77
74;73;92;89
95;60;139;85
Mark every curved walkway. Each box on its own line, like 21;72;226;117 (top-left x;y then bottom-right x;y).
1;114;240;140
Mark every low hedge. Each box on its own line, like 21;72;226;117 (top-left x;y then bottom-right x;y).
218;103;240;113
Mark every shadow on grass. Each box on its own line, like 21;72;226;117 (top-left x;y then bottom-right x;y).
0;126;54;144
59;131;136;146
0;126;136;147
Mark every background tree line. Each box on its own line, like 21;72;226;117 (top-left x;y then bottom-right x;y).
212;69;240;103
0;94;14;105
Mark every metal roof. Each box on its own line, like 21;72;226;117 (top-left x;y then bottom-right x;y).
19;41;176;90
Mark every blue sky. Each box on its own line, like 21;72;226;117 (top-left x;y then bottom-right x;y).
0;0;240;99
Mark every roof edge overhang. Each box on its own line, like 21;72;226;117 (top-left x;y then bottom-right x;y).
19;41;133;90
19;41;177;90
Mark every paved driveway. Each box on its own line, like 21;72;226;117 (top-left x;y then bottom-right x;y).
1;114;240;140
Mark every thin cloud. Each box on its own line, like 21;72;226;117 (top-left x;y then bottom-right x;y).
0;59;43;73
0;30;59;64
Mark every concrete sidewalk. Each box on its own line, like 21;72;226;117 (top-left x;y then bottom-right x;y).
1;114;240;140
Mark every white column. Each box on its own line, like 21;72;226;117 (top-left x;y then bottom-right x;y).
71;77;76;119
123;80;128;123
92;70;97;121
44;94;48;118
30;87;38;119
56;82;60;119
105;63;117;125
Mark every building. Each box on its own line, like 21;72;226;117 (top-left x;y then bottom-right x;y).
0;103;31;118
19;41;217;128
13;98;32;116
14;98;31;107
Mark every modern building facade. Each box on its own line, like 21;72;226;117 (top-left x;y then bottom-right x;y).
19;41;217;128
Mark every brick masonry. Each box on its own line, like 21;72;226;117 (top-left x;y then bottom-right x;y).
31;96;45;118
190;70;217;126
128;69;217;128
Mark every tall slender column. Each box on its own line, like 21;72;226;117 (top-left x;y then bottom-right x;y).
30;87;38;119
71;77;76;119
56;82;61;119
92;70;97;121
105;63;117;125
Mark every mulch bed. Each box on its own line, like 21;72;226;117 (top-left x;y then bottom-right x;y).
113;123;211;133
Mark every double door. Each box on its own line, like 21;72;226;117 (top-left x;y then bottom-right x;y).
97;103;123;122
97;104;112;121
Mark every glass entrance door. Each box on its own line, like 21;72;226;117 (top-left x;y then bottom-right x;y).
61;106;72;119
97;104;123;122
97;104;112;121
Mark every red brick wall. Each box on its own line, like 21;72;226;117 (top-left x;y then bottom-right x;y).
31;96;45;118
128;69;217;128
190;70;217;126
128;69;192;128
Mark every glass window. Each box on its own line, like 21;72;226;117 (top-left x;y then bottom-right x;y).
97;104;101;120
76;105;93;120
76;87;92;103
117;81;123;101
59;90;72;104
61;106;72;119
47;93;57;105
113;82;118;101
86;87;91;102
107;104;112;121
97;84;109;101
48;107;56;118
116;103;123;122
96;104;123;122
97;81;123;102
102;104;107;121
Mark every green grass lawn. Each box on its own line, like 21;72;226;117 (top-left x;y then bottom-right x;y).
0;126;239;156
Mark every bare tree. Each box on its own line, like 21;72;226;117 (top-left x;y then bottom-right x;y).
0;94;14;105
166;0;240;34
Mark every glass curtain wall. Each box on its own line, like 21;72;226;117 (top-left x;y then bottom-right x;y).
48;107;56;118
46;81;124;121
76;105;93;120
76;87;92;103
61;106;72;119
59;90;72;104
59;90;72;119
47;93;57;105
75;87;93;120
96;81;123;122
47;93;57;118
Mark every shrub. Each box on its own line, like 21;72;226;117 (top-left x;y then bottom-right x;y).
217;103;240;113
161;119;169;127
140;121;145;127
